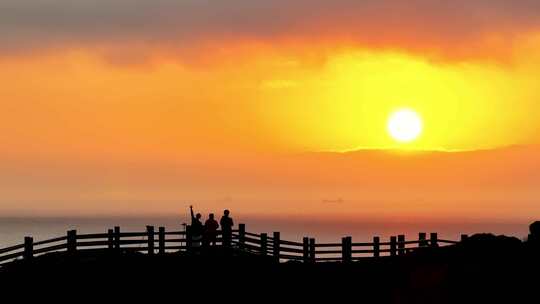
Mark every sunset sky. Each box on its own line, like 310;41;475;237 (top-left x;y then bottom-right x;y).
1;1;540;220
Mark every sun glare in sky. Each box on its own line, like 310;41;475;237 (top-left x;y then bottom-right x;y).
387;109;423;143
3;1;540;218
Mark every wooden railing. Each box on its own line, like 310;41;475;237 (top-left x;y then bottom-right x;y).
0;224;466;266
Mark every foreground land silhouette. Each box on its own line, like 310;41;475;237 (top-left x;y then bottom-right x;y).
1;224;540;303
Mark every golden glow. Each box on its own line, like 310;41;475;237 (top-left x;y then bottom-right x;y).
1;35;540;218
260;50;539;152
1;46;540;160
387;109;423;143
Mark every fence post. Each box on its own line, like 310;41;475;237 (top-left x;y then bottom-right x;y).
390;236;397;257
419;232;427;247
67;230;77;254
303;237;309;263
238;224;246;250
373;236;380;258
107;229;114;251
342;236;352;263
114;226;121;252
186;225;192;252
398;235;405;255
273;232;280;262
461;234;469;242
158;227;165;254
146;226;155;255
23;237;33;260
430;233;438;247
309;238;316;263
260;233;268;256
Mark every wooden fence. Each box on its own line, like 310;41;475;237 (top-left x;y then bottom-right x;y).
0;224;466;266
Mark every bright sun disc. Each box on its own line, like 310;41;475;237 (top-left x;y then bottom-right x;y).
387;109;423;143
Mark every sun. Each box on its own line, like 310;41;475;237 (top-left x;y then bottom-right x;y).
387;109;423;143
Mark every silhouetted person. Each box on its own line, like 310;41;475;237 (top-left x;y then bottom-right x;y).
190;205;203;247
204;213;219;247
529;221;540;244
220;209;234;247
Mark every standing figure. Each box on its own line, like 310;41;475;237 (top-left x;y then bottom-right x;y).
204;213;219;247
220;209;234;247
189;205;204;247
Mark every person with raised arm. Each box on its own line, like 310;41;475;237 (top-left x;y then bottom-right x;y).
189;205;204;247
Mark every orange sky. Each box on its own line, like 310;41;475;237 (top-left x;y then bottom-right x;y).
1;0;540;219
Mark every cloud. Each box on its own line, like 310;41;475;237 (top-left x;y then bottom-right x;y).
1;0;540;62
260;80;298;90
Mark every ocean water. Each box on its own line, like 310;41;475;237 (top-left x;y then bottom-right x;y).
0;215;531;248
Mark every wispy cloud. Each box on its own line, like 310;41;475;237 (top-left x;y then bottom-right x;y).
260;80;298;90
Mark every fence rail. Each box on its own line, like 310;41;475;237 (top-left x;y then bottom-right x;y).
0;224;466;266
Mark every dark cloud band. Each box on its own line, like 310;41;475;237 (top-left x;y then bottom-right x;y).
2;0;540;58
